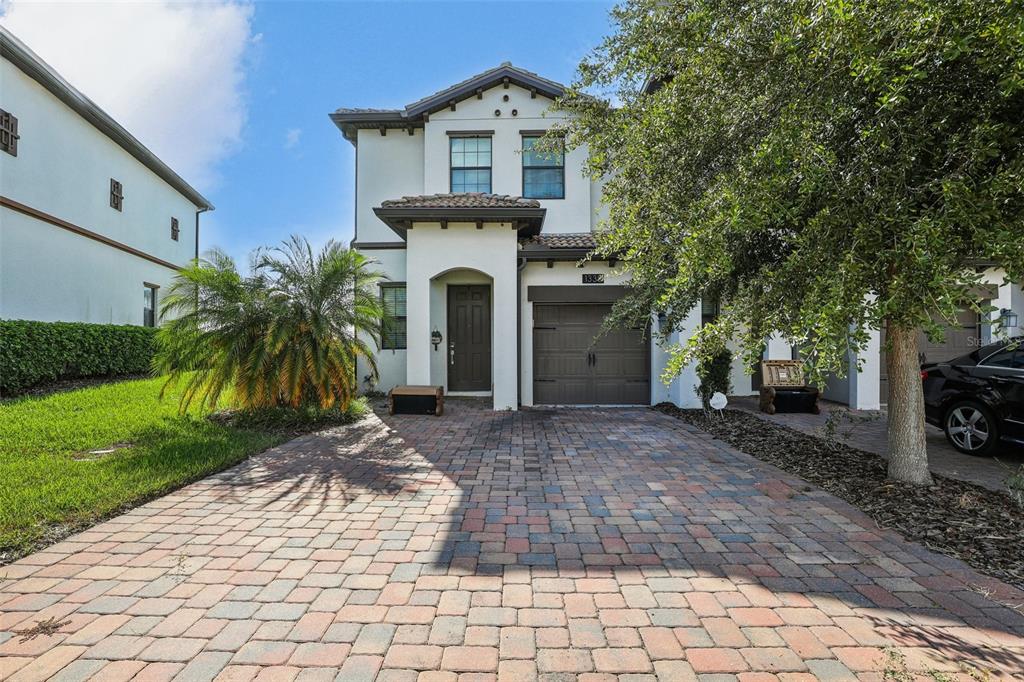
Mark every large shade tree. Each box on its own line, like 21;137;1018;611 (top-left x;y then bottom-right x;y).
557;0;1024;483
155;236;386;413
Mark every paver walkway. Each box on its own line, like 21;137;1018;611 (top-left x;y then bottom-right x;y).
729;396;1024;492
2;402;1023;681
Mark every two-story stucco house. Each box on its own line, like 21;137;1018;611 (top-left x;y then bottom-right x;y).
0;28;212;327
332;63;720;411
333;63;1023;412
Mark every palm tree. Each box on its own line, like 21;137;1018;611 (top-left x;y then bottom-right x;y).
154;236;385;413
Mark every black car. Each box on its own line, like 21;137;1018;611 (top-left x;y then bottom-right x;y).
921;336;1024;455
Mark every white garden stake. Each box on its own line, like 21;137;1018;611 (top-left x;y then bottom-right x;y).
709;392;728;418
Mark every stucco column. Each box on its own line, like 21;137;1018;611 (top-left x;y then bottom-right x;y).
669;304;703;409
851;324;882;410
992;279;1024;340
491;257;518;410
404;251;432;386
765;333;792;360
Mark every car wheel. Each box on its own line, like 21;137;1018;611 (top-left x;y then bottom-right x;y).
943;401;1000;456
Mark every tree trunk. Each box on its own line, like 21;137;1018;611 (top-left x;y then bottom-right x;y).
885;322;932;485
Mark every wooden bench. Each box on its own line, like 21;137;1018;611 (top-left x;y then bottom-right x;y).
388;385;444;416
758;360;820;414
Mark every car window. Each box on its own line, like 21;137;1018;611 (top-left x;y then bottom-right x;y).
983;350;1015;366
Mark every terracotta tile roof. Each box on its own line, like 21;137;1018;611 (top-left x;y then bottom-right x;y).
524;233;597;249
380;193;542;209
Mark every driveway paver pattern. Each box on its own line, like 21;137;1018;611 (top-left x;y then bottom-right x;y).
2;401;1023;681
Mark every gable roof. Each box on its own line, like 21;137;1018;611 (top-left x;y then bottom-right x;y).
330;62;567;144
0;27;213;211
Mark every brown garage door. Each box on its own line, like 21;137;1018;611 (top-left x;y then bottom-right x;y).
880;308;980;404
533;304;650;405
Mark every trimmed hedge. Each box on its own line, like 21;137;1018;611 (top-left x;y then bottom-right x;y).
0;320;157;396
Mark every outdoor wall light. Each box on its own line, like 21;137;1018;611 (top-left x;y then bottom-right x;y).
431;329;443;350
1000;308;1019;328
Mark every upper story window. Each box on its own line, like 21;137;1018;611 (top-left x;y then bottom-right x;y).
110;179;123;211
0;109;18;157
380;283;407;350
170;217;180;241
144;284;158;328
522;135;564;199
450;136;491;193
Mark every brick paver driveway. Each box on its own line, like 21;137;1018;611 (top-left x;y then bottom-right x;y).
2;402;1023;681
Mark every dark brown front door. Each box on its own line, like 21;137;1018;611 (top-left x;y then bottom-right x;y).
448;285;491;391
533;304;650;404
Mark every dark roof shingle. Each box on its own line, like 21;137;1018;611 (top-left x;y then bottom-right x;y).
524;233;597;249
380;193;541;209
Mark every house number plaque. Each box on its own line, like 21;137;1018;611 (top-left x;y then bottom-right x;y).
582;274;605;284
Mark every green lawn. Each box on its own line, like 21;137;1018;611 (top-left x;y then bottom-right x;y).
0;376;283;561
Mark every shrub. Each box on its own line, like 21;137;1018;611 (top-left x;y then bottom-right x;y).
0;320;156;396
212;397;369;433
696;348;733;409
155;236;385;413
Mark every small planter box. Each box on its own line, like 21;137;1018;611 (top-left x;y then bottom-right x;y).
388;385;444;416
759;360;820;415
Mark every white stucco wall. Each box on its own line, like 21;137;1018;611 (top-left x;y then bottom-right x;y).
0;58;202;324
354;128;424;244
405;222;518;409
985;268;1023;341
420;84;596;234
1;211;178;324
355;247;408;393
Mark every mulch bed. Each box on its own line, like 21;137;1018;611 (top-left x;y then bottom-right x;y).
654;403;1024;589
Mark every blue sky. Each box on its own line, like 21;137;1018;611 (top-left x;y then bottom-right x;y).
204;1;615;261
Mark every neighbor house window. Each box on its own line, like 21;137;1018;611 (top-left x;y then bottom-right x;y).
0;109;18;156
381;284;407;349
522;135;564;199
144;284;158;327
450;136;491;193
701;298;720;326
170;217;179;241
110;179;123;211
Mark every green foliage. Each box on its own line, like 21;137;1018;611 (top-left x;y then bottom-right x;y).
0;320;156;395
695;348;732;409
0;375;280;559
556;0;1024;381
218;397;368;432
154;236;386;413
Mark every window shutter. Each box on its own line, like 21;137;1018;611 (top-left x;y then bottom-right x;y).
0;109;18;156
110;179;123;211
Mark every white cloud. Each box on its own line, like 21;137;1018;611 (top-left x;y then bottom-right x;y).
284;127;302;150
0;0;256;190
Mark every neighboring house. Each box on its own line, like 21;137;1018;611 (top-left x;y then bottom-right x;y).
640;75;1024;411
332;63;1023;411
0;28;212;327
